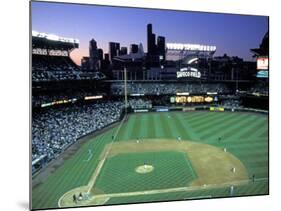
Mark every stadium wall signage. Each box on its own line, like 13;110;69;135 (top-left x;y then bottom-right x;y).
256;70;268;78
182;107;196;111
171;96;214;103
134;109;149;113
207;92;218;95
176;92;190;96
84;95;103;100
33;48;68;56
204;96;213;103
257;57;269;70
32;30;79;44
156;108;169;112
166;43;216;52
130;93;145;96
210;107;225;111
41;98;77;108
177;67;201;78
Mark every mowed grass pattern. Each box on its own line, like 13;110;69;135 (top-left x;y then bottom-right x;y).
32;111;268;209
95;151;197;193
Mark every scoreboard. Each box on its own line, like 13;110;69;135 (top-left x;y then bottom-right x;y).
170;96;214;104
257;57;268;70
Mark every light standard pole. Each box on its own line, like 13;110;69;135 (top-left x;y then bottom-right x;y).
114;57;129;114
124;66;128;114
235;67;239;94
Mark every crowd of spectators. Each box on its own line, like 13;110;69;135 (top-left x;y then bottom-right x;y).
111;82;232;95
219;99;242;108
32;55;105;82
32;101;124;163
129;98;152;109
249;82;269;96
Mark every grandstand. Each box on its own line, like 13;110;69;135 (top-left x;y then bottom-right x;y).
110;81;232;96
32;31;105;82
32;101;124;173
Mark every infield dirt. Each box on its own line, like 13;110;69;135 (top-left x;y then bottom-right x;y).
58;139;249;207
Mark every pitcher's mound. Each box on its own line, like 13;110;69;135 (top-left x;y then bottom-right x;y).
135;165;154;174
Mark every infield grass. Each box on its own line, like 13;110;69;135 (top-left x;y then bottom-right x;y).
95;151;196;193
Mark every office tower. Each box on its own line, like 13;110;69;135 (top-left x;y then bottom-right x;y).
109;42;120;62
89;39;99;71
102;53;110;70
138;43;144;55
81;56;90;71
157;36;166;61
130;44;138;54
104;53;110;62
97;48;103;61
120;47;128;55
147;23;156;55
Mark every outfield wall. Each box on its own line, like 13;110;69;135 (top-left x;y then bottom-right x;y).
134;106;268;114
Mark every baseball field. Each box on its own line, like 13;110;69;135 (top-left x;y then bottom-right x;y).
32;111;269;209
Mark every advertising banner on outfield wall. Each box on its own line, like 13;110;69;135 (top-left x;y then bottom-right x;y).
170;96;214;104
134;109;149;113
182;107;196;111
210;107;225;111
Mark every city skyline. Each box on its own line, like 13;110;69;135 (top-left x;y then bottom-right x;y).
31;1;268;65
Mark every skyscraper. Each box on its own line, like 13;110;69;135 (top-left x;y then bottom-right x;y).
104;53;110;62
81;56;90;71
97;48;103;61
120;47;128;55
130;44;138;54
102;53;110;70
146;23;166;67
157;36;166;61
89;39;99;71
147;23;155;56
109;42;120;62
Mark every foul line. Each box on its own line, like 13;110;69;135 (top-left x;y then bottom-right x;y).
58;177;269;207
91;179;253;200
184;195;212;200
86;115;127;193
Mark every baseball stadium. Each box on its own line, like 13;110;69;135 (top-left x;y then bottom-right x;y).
31;3;269;210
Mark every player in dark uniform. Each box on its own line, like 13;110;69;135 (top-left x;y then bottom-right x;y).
76;192;83;201
252;174;256;183
73;194;77;203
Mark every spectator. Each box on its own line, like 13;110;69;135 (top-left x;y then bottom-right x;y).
32;101;124;163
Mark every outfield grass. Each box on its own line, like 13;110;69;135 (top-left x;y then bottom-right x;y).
32;111;268;209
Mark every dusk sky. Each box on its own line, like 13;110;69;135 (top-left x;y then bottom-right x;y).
31;1;268;65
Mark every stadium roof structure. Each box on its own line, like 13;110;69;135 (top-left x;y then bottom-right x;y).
32;31;79;50
166;43;216;63
251;31;269;57
166;43;216;52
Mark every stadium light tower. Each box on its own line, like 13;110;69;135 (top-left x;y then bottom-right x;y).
236;67;239;93
124;67;128;113
114;57;129;113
